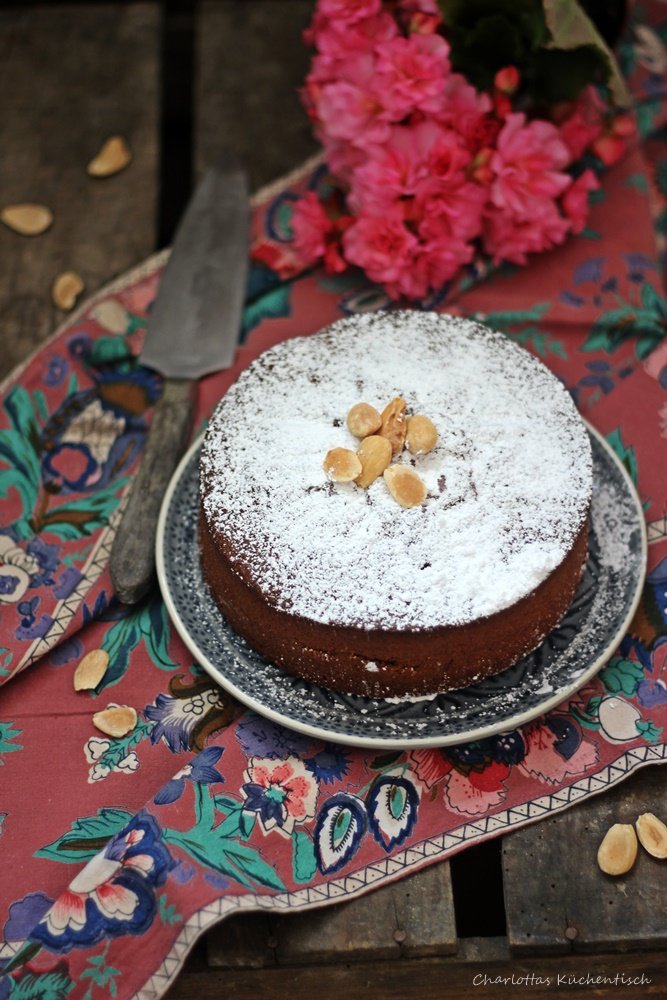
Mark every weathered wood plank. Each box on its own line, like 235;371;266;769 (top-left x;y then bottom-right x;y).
0;3;160;380
194;0;318;188
169;950;667;1000
503;765;667;955
207;862;457;968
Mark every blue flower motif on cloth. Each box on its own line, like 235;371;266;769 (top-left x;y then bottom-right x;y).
30;811;174;952
367;775;420;850
154;746;224;805
145;685;230;753
241;756;318;838
0;532;58;606
314;793;367;875
304;744;351;785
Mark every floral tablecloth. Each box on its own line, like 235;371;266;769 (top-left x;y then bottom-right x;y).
2;5;667;999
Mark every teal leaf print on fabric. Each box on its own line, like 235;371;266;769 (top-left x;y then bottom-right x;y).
481;304;567;360
157;894;183;926
636;719;663;743
84;718;154;781
0;721;22;763
605;429;638;486
242;285;292;339
160;780;286;892
35;808;133;864
292;830;317;884
623;173;650;193
36;478;129;541
7;967;75;999
80;943;121;998
599;657;645;697
100;596;177;690
88;335;133;368
0;386;43;539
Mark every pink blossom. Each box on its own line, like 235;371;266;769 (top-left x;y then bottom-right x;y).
435;73;493;150
494;65;520;95
519;723;598;785
374;33;450;117
561;169;598;235
316;80;390;144
244;756;318;836
483;198;571;265
409;749;453;789
318;0;381;22
343;209;418;288
443;766;508;816
557;86;605;161
290;192;331;264
306;11;397;66
490;113;571;216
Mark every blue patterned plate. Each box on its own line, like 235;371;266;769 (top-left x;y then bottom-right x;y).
156;424;646;749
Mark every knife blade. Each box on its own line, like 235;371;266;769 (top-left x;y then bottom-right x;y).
110;154;249;605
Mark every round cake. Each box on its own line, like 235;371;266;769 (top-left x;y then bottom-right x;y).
199;311;592;698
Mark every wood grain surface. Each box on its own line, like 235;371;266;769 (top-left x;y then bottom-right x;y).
0;3;159;380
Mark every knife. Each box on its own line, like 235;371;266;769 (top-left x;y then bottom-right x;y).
110;154;249;605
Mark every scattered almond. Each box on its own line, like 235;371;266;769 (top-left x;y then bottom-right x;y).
1;203;53;236
597;823;638;875
323;447;362;483
379;397;407;456
383;465;427;509
347;402;382;439
406;414;438;455
92;705;137;738
74;648;110;691
87;136;132;178
355;435;392;488
52;271;85;312
636;812;667;859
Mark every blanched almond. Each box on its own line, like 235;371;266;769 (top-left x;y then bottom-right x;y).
93;705;137;738
406;414;438;455
383;465;427;509
355;435;392;488
1;203;53;236
74;648;109;691
636;813;667;859
323;447;362;483
597;823;638;875
379;397;407;456
347;402;382;439
87;136;132;177
52;271;85;311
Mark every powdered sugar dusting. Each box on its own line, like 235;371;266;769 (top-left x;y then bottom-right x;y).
201;311;592;630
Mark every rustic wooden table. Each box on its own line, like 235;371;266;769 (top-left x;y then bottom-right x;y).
1;3;666;997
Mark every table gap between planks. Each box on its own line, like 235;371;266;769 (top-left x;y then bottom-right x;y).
0;3;665;998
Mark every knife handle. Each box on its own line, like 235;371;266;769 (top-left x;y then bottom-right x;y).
110;377;196;605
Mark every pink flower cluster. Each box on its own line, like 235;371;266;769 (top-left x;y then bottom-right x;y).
291;0;633;300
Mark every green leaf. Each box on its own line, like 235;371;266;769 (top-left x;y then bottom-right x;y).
88;335;133;366
636;719;663;744
158;893;183;926
214;795;242;813
292;830;317;884
605;428;638;485
240;809;256;840
483;303;551;329
599;657;644;696
579;227;601;240
221;840;286;890
640;281;667;318
0;721;23;762
41;477;129;539
623;173;650;193
2;939;42;974
9;968;75;999
35;808;133;863
139;595;178;671
242;285;292;339
542;0;630;106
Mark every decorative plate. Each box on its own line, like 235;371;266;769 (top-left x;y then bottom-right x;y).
156;425;646;749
